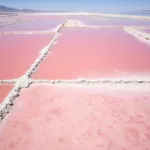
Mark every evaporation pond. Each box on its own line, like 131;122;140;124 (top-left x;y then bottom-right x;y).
83;18;150;26
0;20;63;32
0;84;14;103
0;84;150;150
0;34;53;79
33;28;150;80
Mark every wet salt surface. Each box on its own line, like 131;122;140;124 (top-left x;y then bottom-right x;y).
138;28;150;34
66;15;89;20
83;18;150;26
0;20;63;32
33;28;150;80
0;84;150;150
0;34;53;79
0;84;13;103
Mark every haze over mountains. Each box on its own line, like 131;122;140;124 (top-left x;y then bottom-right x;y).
0;5;69;12
0;5;42;12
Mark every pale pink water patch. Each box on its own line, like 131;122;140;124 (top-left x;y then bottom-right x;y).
0;15;30;22
83;18;150;26
0;84;150;150
0;84;13;103
0;15;30;27
0;20;63;32
33;28;150;80
22;15;67;21
0;34;53;79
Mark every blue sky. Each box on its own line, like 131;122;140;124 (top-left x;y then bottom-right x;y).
0;0;150;13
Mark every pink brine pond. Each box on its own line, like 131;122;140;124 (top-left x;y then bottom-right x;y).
83;18;150;26
33;28;150;80
0;20;63;32
0;84;150;150
0;84;13;103
0;34;53;79
19;15;67;21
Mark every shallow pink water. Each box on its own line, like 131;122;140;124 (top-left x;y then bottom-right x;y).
33;28;150;80
0;15;29;22
83;18;150;26
0;84;13;103
20;15;67;21
0;34;53;79
0;84;150;150
0;20;63;32
22;15;87;21
0;15;30;27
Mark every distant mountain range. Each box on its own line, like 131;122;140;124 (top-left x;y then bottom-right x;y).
0;5;69;12
0;5;43;12
0;5;41;12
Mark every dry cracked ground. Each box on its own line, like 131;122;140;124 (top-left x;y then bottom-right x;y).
0;12;150;150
